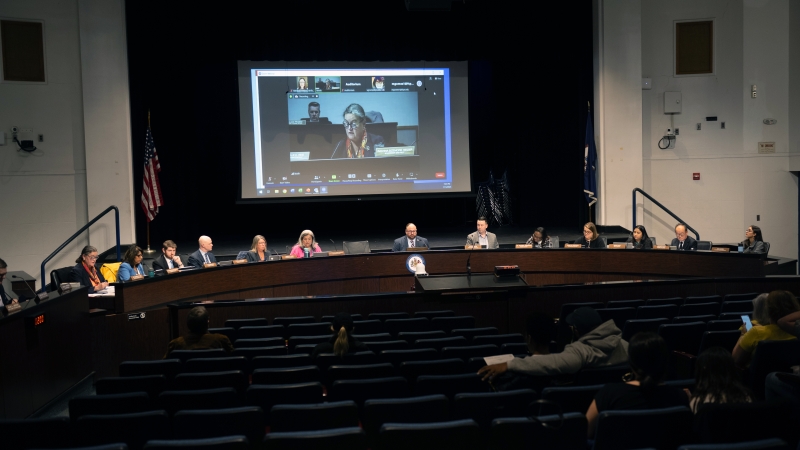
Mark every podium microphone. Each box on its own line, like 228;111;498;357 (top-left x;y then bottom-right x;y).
12;274;47;312
329;239;338;252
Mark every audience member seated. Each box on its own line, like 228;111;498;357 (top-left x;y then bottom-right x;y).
311;312;369;358
152;240;184;271
523;312;555;355
740;225;766;254
733;291;799;368
670;223;697;251
392;223;429;251
69;245;108;293
465;216;499;249
166;306;233;356
752;293;770;326
690;346;751;413
290;230;322;258
245;235;269;262
478;307;628;382
574;222;604;248
585;332;690;438
626;225;653;250
777;306;800;337
525;227;553;248
765;372;800;417
187;236;217;268
118;245;146;282
0;258;20;309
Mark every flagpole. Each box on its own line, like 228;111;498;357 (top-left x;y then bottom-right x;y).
143;110;156;255
587;101;593;224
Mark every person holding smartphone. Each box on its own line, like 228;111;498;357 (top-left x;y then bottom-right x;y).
732;291;799;368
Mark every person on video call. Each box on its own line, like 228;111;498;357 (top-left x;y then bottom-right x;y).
373;76;385;90
297;77;307;90
304;102;330;124
466;217;499;249
331;103;385;159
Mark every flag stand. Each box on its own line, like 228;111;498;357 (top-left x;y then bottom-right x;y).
143;109;156;255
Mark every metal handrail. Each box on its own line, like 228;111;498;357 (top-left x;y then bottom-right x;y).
40;205;121;291
632;188;699;240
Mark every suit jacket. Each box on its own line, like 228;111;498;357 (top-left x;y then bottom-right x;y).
118;262;145;281
187;250;217;268
69;263;107;293
152;254;182;272
0;284;16;306
574;236;604;249
670;236;697;251
244;250;268;262
466;231;499;249
741;240;766;254
392;236;430;252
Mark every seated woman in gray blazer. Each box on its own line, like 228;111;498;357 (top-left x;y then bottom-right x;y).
245;235;269;262
740;225;766;254
626;225;653;250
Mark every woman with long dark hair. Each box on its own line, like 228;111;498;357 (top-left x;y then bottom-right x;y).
740;225;766;254
118;245;145;281
626;225;653;249
312;312;369;358
585;332;689;437
690;346;751;413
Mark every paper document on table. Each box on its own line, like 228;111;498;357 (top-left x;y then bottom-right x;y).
89;285;115;297
484;354;515;365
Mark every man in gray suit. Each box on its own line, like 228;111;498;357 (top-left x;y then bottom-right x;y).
392;223;430;251
466;217;499;249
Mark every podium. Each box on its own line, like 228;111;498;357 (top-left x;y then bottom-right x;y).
415;273;528;296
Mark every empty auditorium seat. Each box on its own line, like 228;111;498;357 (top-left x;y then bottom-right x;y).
363;395;449;444
414;310;456;319
351;320;387;335
415;373;491;399
397;330;445;343
250;354;311;370
672;315;716;324
351;332;394;342
291;344;317;355
679;302;721;317
593;307;635;330
173;407;266;443
167;349;226;362
472;333;524;346
327;363;396;383
491;413;588;450
270;401;359;432
75;410;171;450
287;335;329;349
559;302;604;322
658;321;706;354
379;348;439;367
572;363;630;386
414;336;467;350
677;438;789;450
430;316;476;333
440;344;500;360
144;436;249;450
231;346;286;359
748;340;800;400
592;406;693;450
500;342;529;355
399;358;466;382
207;327;236;342
719;312;750;321
173;370;248;393
368;312;410;321
361;340;409;352
244;382;323;424
379;419;482;450
0;417;72;450
452;389;538;430
386;318;430;335
697;330;741;355
183;356;248;374
721;300;756;314
622;318;669;341
540;384;603;414
119;360;181;379
251;366;320;385
646;297;684;307
706;319;742;331
322;314;363;322
636;304;679;320
95;375;166;398
327;376;411;405
272;316;315;326
315;351;377;373
287;322;332;337
224;318;268;329
685;295;722;305
606;299;645;308
467;356;491;373
264;427;367;449
722;293;760;302
157;387;239;416
236;325;285;340
234;337;284;348
451;327;499;340
69;392;153;421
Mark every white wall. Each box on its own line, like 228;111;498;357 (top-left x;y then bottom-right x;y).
596;0;798;260
0;0;134;290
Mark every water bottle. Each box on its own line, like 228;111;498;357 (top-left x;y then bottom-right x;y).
738;244;744;253
304;247;310;258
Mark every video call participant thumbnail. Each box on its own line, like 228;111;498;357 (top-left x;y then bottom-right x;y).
304;101;331;124
331;103;385;159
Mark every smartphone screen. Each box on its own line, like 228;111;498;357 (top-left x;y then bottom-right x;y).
741;315;753;331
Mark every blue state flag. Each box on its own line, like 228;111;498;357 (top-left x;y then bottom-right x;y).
583;114;598;206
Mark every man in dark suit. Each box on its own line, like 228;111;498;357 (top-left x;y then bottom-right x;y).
0;258;20;310
187;236;218;268
670;224;697;251
392;223;430;251
152;240;185;272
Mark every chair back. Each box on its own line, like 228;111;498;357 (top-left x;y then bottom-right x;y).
379;419;482;450
342;240;371;254
270;401;359;432
172;406;266;443
414;310;455;319
593;406;693;450
264;427;367;449
224;318;269;329
157;387;239;415
748;339;800;400
328;376;411;405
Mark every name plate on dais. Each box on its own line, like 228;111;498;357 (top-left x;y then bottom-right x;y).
653;244;670;250
203;263;217;269
515;244;533;249
166;268;180;275
328;251;345;256
281;255;297;260
232;259;248;265
564;244;582;248
711;247;730;253
607;244;627;249
5;302;21;314
130;274;145;281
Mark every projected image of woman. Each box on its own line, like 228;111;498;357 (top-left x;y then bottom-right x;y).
297;77;307;90
331;103;385;159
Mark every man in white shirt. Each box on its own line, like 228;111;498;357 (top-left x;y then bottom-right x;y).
187;236;218;268
392;223;430;251
465;217;499;249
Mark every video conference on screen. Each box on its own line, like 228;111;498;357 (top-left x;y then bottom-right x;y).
238;63;470;201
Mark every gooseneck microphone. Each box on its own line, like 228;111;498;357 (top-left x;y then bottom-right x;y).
330;141;343;159
11;274;47;312
329;239;338;252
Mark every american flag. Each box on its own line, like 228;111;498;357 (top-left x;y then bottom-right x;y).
140;127;163;222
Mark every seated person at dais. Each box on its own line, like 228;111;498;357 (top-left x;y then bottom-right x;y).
152;240;184;271
311;312;369;359
573;222;604;248
626;225;653;249
479;307;628;381
466;217;500;249
290;230;322;258
392;223;429;251
166;306;233;356
740;225;766;254
331;103;384;159
187;235;217;268
670;223;697;251
526;227;553;248
585;332;690;438
690;346;751;413
245;235;269;262
0;258;20;309
118;245;146;281
69;245;108;293
732;290;799;368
